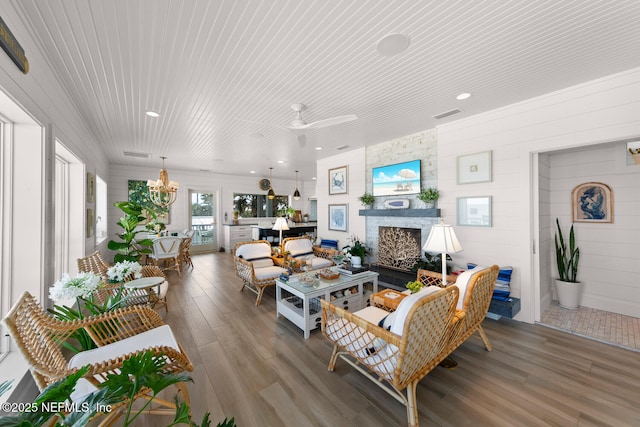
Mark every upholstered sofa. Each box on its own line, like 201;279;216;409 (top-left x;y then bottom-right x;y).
281;236;337;271
234;240;287;305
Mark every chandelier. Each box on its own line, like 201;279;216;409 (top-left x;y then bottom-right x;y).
147;156;179;208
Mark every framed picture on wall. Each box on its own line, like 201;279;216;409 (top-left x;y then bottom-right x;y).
457;150;492;184
572;182;613;223
328;165;348;195
86;208;95;238
86;172;96;203
328;204;348;232
457;196;492;227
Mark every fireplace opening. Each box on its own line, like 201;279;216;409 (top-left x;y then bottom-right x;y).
377;226;421;272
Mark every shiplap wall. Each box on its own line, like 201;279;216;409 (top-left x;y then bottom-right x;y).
437;67;640;323
549;143;640;317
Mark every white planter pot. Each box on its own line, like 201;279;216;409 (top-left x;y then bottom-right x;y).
555;279;582;309
351;255;362;268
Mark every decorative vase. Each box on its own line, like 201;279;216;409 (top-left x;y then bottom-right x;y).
555;279;582;309
424;201;435;209
351;255;362;268
632;153;640;165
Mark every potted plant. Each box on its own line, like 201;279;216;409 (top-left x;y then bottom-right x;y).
108;201;156;263
358;192;375;207
343;235;368;268
554;218;582;308
417;187;439;208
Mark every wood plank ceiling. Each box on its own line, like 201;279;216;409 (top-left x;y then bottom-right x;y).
7;0;640;179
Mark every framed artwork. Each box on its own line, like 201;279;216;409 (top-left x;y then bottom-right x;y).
457;150;492;184
572;182;613;223
86;208;95;238
457;196;492;227
328;204;348;232
128;180;170;224
86;172;96;203
328;165;348;195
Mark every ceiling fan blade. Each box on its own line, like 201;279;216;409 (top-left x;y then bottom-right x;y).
287;114;357;130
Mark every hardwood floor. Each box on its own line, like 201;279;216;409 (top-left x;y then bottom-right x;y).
155;253;640;426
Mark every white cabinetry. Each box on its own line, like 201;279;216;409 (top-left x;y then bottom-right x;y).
224;225;252;251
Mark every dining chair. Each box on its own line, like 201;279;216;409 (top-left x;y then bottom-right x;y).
179;236;194;270
149;236;182;276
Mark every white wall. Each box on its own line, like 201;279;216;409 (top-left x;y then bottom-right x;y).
316;147;366;248
548;143;640;317
437;67;640;323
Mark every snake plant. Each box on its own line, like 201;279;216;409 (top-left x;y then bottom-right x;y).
554;218;580;283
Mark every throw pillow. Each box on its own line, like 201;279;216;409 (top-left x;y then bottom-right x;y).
468;263;512;300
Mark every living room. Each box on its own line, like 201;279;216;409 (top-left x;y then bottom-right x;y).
1;1;639;425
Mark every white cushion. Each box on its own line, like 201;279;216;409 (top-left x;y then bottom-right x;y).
251;258;274;268
354;306;389;325
453;266;487;310
236;242;271;260
285;239;313;257
67;324;180;402
254;265;287;280
306;257;333;269
389;286;442;336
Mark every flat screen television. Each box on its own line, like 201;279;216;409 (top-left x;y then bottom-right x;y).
372;159;421;197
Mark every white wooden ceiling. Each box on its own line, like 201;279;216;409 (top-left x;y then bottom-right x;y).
8;0;640;180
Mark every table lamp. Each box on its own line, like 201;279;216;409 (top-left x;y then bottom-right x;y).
423;218;463;286
272;217;289;249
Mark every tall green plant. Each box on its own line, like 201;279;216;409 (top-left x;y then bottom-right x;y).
554;218;580;283
108;201;156;263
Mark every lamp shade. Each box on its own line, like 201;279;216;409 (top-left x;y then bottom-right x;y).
423;222;463;254
272;217;290;231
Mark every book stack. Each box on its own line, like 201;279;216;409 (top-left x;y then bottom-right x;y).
337;265;369;276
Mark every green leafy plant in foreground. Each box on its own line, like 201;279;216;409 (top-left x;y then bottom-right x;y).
108;201;156;263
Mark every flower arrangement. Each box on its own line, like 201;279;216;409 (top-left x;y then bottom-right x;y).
342;235;369;259
49;272;101;302
107;260;143;283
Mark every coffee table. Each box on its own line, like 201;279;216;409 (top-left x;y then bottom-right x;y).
276;270;378;339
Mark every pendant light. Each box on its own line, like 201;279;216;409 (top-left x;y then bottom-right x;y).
267;167;275;199
293;170;301;200
147;156;179;208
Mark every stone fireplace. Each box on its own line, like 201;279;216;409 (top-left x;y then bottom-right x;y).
377;226;422;272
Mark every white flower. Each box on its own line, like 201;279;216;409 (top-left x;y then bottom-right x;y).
49;272;101;302
107;261;143;283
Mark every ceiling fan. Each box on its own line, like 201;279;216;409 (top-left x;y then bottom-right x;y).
242;103;357;147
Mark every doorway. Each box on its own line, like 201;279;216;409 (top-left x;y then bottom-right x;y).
189;190;217;253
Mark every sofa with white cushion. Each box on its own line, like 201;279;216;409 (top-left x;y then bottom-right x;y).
281;236;337;271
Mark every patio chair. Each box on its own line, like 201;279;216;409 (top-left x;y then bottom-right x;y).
149;236;182;276
233;240;287;305
321;286;459;427
179;236;194;270
2;292;193;426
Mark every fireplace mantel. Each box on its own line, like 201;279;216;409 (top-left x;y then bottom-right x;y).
359;208;440;217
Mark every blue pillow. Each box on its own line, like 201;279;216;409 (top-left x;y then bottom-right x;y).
320;239;338;249
468;263;512;299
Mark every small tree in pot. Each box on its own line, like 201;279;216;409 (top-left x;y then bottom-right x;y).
417;187;439;208
554;218;582;308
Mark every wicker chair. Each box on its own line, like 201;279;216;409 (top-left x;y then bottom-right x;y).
281;236;337;272
77;252;169;311
233;240;287;305
417;265;499;352
2;292;193;426
321;286;459;427
179;236;194;270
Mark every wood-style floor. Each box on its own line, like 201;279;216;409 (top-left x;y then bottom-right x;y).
156;253;640;427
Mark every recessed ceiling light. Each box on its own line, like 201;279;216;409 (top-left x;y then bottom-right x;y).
315;147;323;151
277;160;284;164
376;33;410;56
145;111;159;117
250;170;256;174
312;177;317;180
456;92;471;100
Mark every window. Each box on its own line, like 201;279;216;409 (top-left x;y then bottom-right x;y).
96;175;107;244
233;193;289;217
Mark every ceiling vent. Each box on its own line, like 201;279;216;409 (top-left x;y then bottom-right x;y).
433;108;462;120
336;144;349;150
123;151;150;158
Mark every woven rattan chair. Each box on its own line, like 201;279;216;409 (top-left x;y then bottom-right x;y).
281;236;337;271
77;252;168;311
321;286;459;427
179;236;194;270
417;265;499;353
2;292;193;426
233;240;287;305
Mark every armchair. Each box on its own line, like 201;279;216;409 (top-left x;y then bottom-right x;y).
2;292;193;426
234;240;287;305
281;236;337;271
